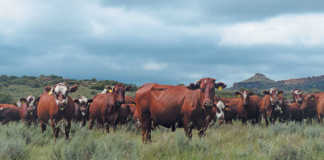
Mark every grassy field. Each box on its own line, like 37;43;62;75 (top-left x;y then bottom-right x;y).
0;121;323;160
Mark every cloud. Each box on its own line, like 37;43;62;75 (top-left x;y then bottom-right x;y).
143;61;168;71
219;14;324;46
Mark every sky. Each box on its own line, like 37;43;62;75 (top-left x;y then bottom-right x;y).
1;0;324;86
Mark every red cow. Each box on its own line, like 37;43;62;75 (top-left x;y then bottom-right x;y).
0;98;33;124
73;96;93;127
135;78;225;143
259;88;282;125
37;83;78;141
300;93;324;123
88;84;130;132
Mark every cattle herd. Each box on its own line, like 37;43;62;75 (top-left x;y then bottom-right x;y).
0;78;323;143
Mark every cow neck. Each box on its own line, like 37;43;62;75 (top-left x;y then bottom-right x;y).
18;103;28;119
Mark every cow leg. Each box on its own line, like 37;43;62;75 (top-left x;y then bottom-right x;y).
50;119;59;142
141;111;152;143
317;114;323;124
88;118;94;130
82;118;86;127
64;119;71;140
40;123;47;133
183;116;193;139
263;112;269;126
105;121;110;134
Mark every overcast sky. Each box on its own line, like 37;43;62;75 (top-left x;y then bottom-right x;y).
1;0;324;86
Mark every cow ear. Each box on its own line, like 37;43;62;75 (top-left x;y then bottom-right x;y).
215;82;226;91
69;85;78;93
74;99;80;104
278;90;284;95
44;86;52;92
187;83;199;90
235;91;241;97
248;92;254;96
263;90;270;95
125;86;131;91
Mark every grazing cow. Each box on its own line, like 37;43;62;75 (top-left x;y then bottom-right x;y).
0;98;33;124
300;93;324;123
73;96;93;127
88;84;130;132
135;78;225;143
37;83;78;141
259;88;283;125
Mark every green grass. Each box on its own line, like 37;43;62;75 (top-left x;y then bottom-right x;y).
0;122;323;160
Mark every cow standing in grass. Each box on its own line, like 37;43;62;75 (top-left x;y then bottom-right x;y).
259;88;283;125
88;84;130;133
135;78;225;143
0;98;35;124
73;96;92;127
37;83;78;141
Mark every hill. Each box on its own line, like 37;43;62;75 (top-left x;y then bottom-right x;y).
232;73;324;91
0;75;137;104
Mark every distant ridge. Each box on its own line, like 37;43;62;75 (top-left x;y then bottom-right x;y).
232;73;324;91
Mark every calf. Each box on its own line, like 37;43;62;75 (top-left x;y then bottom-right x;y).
0;98;33;124
37;83;78;141
88;84;130;133
73;96;92;127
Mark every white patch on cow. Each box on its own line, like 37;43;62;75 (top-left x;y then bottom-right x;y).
78;96;88;104
216;101;225;119
54;83;68;105
243;91;248;100
54;83;68;96
81;112;86;116
26;95;35;109
101;89;107;94
16;100;22;108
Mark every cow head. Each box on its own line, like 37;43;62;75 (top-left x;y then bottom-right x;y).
291;89;304;104
235;90;254;106
51;83;78;110
25;95;38;115
274;90;285;113
74;96;92;117
300;94;317;111
263;88;280;106
112;84;131;106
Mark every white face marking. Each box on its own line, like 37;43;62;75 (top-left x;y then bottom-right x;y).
216;101;225;119
54;83;68;105
78;96;88;104
26;95;35;108
243;90;248;100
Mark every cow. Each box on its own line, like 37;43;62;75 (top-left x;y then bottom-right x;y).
135;78;225;143
116;96;136;125
73;96;93;127
291;89;304;104
0;98;33;124
25;95;39;125
37;83;78;141
259;88;283;125
300;93;324;123
88;84;130;133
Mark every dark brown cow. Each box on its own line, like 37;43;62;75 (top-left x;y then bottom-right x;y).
88;84;130;132
259;88;282;125
135;78;225;143
300;93;324;123
37;83;78;141
0;98;33;124
73;96;93;127
219;90;260;124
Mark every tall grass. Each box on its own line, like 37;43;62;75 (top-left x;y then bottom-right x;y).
0;122;323;160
